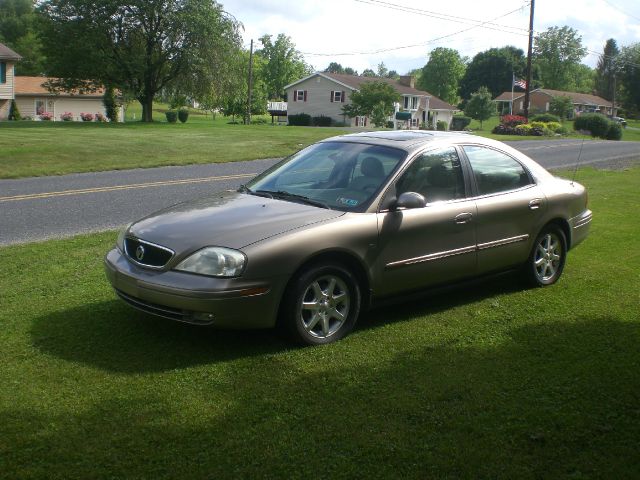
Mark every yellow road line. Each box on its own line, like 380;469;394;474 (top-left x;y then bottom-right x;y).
0;173;256;203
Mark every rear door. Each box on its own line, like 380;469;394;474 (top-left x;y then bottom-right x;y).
460;145;545;274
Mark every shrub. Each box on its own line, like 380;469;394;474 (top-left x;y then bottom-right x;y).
385;121;395;129
80;112;94;122
450;116;471;131
165;110;178;123
40;112;53;121
515;124;532;135
103;87;118;122
8;100;21;121
545;122;562;133
501;114;527;127
288;113;311;126
60;112;74;121
178;108;189;123
531;113;560;123
251;117;268;125
436;120;448;131
555;125;569;135
95;113;107;122
492;124;517;135
312;115;332;127
606;122;623;140
574;113;610;138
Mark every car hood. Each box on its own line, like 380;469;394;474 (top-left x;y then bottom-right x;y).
128;191;345;252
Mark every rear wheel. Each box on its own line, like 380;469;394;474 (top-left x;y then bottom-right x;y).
524;225;567;286
282;264;361;345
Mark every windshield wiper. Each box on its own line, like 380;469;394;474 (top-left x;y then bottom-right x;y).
257;190;331;210
239;185;276;199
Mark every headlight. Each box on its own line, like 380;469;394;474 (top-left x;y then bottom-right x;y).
174;247;246;277
116;223;132;252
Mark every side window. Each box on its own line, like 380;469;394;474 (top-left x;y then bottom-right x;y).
463;146;532;196
396;147;465;202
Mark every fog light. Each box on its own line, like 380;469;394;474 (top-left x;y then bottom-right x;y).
192;312;215;323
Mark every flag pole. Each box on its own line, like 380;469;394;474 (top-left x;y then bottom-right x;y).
510;72;514;115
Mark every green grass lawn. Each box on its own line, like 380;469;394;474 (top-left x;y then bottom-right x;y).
0;103;347;179
1;168;639;479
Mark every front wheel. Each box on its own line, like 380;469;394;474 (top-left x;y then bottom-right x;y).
281;264;361;345
523;225;567;286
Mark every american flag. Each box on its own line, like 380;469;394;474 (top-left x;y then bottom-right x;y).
513;78;527;89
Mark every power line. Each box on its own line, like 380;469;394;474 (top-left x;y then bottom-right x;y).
599;0;640;22
301;4;529;57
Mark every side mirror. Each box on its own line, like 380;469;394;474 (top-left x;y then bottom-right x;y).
392;191;426;210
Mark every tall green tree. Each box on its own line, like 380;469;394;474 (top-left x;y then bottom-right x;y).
459;46;526;100
595;39;620;101
39;0;242;122
361;68;376;77
618;42;640;114
533;26;587;91
257;33;310;100
573;64;595;94
341;81;400;127
417;47;466;105
464;86;494;129
0;0;45;75
325;62;345;74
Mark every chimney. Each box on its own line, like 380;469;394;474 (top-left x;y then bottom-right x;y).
399;75;415;88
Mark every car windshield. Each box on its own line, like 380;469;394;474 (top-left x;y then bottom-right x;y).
244;141;407;211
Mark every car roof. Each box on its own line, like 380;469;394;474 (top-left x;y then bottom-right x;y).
321;130;493;151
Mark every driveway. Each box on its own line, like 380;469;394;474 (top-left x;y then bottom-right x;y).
1;140;638;246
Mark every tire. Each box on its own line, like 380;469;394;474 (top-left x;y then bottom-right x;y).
523;225;567;287
281;263;361;345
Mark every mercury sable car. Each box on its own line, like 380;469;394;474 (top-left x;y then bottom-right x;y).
105;131;592;345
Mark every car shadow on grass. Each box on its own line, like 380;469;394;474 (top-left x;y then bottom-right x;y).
13;317;640;478
31;272;529;374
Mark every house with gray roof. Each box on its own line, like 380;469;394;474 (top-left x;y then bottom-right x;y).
284;72;457;128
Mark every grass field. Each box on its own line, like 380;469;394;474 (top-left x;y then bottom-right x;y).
0;107;347;179
1;168;638;479
2;102;638;180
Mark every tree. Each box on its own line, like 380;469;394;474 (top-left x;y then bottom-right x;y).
595;39;620;101
618;42;640;115
464;86;494;129
344;67;357;76
573;64;595;94
325;62;345;74
417;47;466;105
361;68;377;77
257;33;311;100
341;81;400;127
376;62;388;78
459;46;526;100
38;0;242;122
533;26;587;91
0;0;45;75
549;95;574;121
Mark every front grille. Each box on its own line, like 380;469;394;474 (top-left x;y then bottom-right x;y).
124;237;174;268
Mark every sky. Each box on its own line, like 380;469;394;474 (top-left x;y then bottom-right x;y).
219;0;640;74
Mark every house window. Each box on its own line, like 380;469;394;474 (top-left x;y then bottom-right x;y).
403;96;419;110
0;62;6;84
412;97;419;109
294;90;307;102
331;90;345;103
355;116;367;127
36;99;46;115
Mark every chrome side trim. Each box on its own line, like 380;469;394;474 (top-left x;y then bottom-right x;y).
385;234;529;270
477;234;529;251
385;245;476;270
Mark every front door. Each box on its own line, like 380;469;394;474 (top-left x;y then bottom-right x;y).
375;147;477;296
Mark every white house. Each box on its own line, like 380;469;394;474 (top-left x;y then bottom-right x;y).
284;72;457;128
0;43;21;120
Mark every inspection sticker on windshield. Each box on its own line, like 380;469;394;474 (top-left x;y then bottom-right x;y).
337;197;359;207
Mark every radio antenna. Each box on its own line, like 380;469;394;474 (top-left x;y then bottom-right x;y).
571;138;586;185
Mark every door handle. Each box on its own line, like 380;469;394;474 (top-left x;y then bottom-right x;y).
529;199;542;210
454;212;473;224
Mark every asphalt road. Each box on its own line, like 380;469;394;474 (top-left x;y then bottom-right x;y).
1;139;638;246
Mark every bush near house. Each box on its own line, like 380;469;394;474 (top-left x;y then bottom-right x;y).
606;122;623;140
436;120;448;131
493;115;563;137
60;112;74;121
288;113;311;126
165;111;178;123
9;100;21;121
574;113;616;139
178;108;189;123
80;113;94;122
39;112;53;121
531;113;561;123
450;116;471;131
312;115;332;127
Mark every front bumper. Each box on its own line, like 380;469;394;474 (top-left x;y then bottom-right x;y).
568;209;592;249
104;248;285;329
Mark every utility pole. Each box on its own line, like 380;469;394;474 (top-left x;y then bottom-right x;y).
523;0;535;120
246;39;254;125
